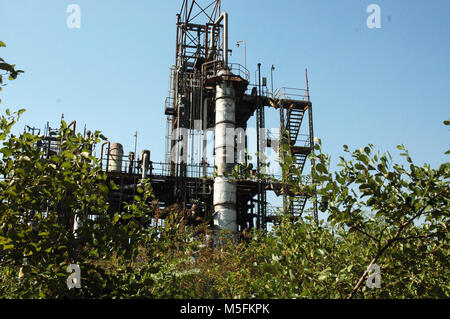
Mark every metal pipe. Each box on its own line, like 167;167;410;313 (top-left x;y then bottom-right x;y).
67;120;76;135
128;152;135;174
236;40;247;74
210;12;228;66
209;24;215;59
205;23;211;61
100;141;110;171
256;63;261;229
140;150;150;180
271;65;275;97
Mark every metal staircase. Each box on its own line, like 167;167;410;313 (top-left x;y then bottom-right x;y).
286;106;309;217
286;107;304;145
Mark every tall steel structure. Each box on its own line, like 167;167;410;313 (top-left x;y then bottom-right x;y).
29;1;317;232
164;0;250;231
159;0;317;230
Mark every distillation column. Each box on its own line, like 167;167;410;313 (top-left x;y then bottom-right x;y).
213;70;237;232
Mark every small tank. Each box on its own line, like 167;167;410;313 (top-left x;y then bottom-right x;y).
108;142;124;173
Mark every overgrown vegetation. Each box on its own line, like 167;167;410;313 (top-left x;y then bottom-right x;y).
0;41;448;298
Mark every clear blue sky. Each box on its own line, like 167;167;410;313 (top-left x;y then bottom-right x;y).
1;0;449;172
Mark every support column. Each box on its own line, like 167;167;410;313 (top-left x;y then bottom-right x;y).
213;70;237;232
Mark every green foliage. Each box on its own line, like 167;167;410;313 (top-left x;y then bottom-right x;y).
0;41;24;91
0;111;196;298
305;139;449;298
0;114;447;299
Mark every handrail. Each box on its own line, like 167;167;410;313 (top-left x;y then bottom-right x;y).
274;87;309;101
228;63;249;81
202;61;249;82
95;152;316;186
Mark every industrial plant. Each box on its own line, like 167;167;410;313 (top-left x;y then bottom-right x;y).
28;0;317;233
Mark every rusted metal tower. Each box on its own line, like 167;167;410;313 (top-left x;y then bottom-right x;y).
164;0;224;199
97;0;316;232
24;1;317;234
160;0;316;230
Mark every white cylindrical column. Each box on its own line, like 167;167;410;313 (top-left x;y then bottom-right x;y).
139;150;150;180
109;143;124;173
214;71;237;232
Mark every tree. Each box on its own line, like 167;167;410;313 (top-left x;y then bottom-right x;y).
0;41;195;298
0;40;24;105
294;135;449;298
165;130;449;299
